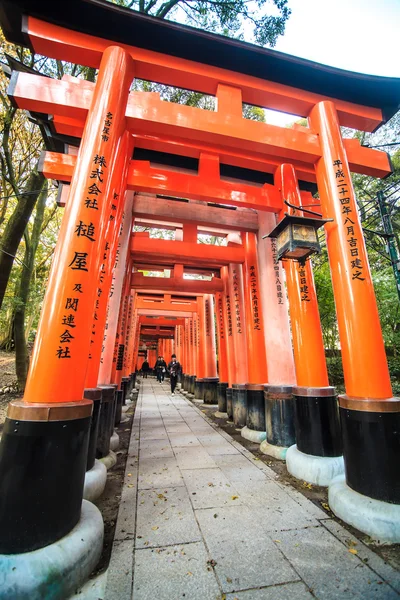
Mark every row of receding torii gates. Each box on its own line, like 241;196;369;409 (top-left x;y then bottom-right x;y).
0;6;399;596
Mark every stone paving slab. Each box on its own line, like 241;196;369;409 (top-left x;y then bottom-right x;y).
139;438;175;459
138;456;185;489
182;467;243;509
274;526;398;599
133;542;221;600
225;582;315;599
174;445;218;470
105;380;400;600
136;486;202;549
206;535;300;593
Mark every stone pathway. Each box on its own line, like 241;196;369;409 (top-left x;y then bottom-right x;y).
105;379;400;600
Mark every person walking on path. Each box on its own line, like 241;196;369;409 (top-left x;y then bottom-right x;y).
154;356;167;383
141;359;150;378
167;354;182;395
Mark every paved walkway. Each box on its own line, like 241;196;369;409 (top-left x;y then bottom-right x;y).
105;379;400;600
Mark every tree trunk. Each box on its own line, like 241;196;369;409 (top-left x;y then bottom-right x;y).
0;166;45;310
14;182;48;391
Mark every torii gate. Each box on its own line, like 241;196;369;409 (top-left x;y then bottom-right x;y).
1;1;399;596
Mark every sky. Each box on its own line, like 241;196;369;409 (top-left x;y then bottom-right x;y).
263;0;400;125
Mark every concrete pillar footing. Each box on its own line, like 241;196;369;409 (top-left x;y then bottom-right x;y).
286;445;344;487
241;426;266;443
214;411;228;419
329;475;400;543
260;439;288;460
0;501;103;600
110;431;120;452
83;459;108;502
99;450;117;470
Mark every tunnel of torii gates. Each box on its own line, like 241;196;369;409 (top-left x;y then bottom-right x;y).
1;0;400;577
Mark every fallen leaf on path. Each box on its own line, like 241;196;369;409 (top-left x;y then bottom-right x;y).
127;484;134;488
231;495;239;500
151;526;159;531
321;502;331;511
348;548;358;555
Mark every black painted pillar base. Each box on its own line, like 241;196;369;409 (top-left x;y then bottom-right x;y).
226;387;233;420
262;384;295;460
339;395;400;504
115;389;123;425
232;383;247;428
0;399;92;554
246;384;265;431
194;378;205;400
121;377;130;405
203;377;219;404
84;388;102;471
217;382;228;413
190;375;196;396
286;386;345;486
96;385;115;458
293;386;342;457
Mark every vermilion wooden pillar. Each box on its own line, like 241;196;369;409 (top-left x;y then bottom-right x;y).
257;210;297;459
221;266;235;420
256;211;296;385
277;163;343;485
215;290;229;415
0;46;134;555
242;232;268;441
203;294;218;404
98;193;134;384
195;297;207;400
228;257;248;428
310;101;400;526
85;133;134;389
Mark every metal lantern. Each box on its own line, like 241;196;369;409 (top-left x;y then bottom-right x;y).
265;213;330;264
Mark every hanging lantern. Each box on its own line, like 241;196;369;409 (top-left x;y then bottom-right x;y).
265;204;331;264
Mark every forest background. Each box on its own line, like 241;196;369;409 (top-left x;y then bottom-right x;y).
0;0;399;393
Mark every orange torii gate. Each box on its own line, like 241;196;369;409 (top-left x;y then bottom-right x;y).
1;1;400;595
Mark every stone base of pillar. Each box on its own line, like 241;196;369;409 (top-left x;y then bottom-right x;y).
194;378;205;401
217;382;228;413
241;425;266;443
84;388;102;472
259;439;288;460
286;445;344;486
0;400;92;554
0;501;103;600
329;475;400;543
189;375;196;395
99;450;117;470
203;377;219;404
232;384;247;428
264;384;295;460
110;431;120;452
214;411;229;419
83;459;108;502
226;387;233;421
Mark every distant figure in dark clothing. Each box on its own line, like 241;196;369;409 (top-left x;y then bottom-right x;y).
154;356;167;383
167;354;182;395
141;360;150;378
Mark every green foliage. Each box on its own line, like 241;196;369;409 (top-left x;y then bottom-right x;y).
109;0;291;47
